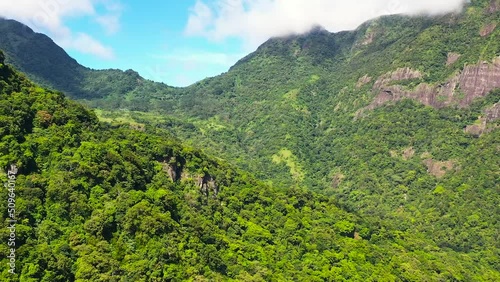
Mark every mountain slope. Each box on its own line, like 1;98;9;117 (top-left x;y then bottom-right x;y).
3;51;499;281
1;0;498;195
147;0;500;189
0;18;178;102
1;1;499;280
0;18;85;96
1;50;360;281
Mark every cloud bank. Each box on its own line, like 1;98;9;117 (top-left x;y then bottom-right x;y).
0;0;122;59
185;0;467;48
144;50;246;86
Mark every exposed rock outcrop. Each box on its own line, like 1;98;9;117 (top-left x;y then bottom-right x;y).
197;174;219;198
372;67;423;90
356;75;372;88
465;103;500;136
361;31;376;45
480;23;497;37
446;52;461;66
487;0;500;14
458;57;500;105
167;165;177;182
465;123;485;136
423;159;455;178
161;158;181;182
362;57;500;112
485;102;500;121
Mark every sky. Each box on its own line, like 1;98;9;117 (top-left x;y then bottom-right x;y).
0;0;466;87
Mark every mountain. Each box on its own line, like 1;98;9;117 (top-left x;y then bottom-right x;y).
1;0;500;280
0;18;177;102
0;50;360;280
143;0;500;188
4;1;499;188
0;18;84;94
3;50;499;281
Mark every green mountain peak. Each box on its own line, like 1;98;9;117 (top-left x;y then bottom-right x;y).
0;4;499;280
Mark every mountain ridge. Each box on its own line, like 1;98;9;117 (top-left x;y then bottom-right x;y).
0;17;176;101
3;50;498;280
1;1;499;189
0;1;499;280
2;46;500;280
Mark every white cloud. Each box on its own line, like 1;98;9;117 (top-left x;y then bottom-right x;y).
95;14;121;34
59;33;115;59
0;0;121;59
185;1;214;36
153;51;246;67
143;50;246;86
94;0;123;34
185;0;466;48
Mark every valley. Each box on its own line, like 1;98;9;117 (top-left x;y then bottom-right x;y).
0;0;499;281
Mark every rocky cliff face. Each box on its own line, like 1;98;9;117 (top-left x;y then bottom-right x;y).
446;52;461;66
487;0;500;13
372;67;423;90
465;102;500;136
197;174;219;198
485;102;500;121
361;57;500;112
161;157;181;182
480;22;497;37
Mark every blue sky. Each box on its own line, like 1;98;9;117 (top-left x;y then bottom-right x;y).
0;0;465;87
64;1;246;87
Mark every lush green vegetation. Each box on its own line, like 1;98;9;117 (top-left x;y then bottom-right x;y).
1;48;499;280
0;0;499;280
82;0;500;192
0;18;178;101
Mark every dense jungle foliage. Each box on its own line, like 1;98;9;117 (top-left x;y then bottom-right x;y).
2;50;498;281
0;0;499;281
4;1;498;190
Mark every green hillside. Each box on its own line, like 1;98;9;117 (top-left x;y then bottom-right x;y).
3;50;498;281
0;0;499;280
0;18;178;101
150;0;500;189
76;0;500;198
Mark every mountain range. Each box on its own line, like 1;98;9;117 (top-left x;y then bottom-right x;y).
0;0;499;281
